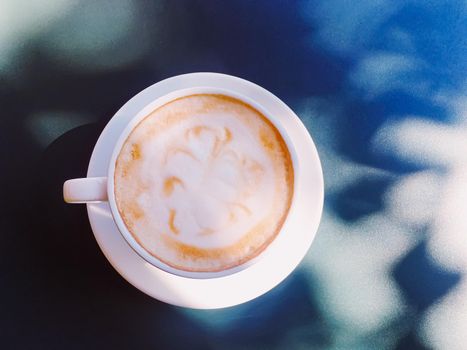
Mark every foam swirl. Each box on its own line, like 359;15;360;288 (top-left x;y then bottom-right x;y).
115;94;293;272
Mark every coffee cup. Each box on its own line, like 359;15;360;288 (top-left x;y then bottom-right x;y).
64;81;309;280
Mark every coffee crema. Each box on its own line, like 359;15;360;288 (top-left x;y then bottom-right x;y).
114;94;294;272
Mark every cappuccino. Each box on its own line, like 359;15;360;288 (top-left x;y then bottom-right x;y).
114;94;293;272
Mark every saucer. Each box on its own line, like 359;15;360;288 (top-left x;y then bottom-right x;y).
86;73;324;309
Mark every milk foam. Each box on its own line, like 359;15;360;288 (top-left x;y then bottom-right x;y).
115;94;293;272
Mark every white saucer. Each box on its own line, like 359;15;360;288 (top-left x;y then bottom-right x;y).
86;73;324;309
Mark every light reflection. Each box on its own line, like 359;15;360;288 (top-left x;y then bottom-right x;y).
349;53;428;100
428;164;467;271
383;171;442;229
304;212;414;337
297;97;394;193
373;91;467;348
26;111;95;148
291;95;413;347
420;280;467;350
301;0;401;55
0;0;74;73
373;118;467;168
88;203;113;220
39;0;155;71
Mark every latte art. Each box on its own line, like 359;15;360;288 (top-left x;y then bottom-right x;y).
114;94;294;272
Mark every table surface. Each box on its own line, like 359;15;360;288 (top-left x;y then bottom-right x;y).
1;1;466;349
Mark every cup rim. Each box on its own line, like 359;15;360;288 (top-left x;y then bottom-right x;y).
107;86;301;279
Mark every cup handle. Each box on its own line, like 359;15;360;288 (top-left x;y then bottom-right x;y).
63;177;108;203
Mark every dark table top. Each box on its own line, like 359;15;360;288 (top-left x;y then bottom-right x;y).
1;1;466;349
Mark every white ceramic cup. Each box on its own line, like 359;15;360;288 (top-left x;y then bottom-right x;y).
64;82;316;280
